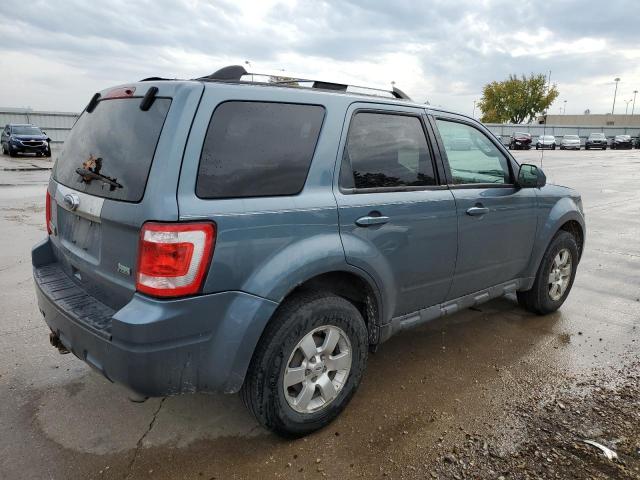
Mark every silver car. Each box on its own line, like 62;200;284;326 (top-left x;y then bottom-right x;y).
536;135;557;150
560;135;581;150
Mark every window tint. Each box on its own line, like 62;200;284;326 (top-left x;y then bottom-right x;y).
196;102;324;199
436;119;511;185
54;98;171;202
342;112;436;189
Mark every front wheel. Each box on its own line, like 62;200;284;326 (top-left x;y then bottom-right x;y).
242;291;368;437
517;231;579;315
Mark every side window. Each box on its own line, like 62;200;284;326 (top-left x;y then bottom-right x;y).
196;102;325;199
435;119;512;185
342;112;436;190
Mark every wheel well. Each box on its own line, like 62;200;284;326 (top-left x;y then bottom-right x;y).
559;220;584;259
288;272;381;344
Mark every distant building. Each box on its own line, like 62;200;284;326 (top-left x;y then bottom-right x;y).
538;114;640;127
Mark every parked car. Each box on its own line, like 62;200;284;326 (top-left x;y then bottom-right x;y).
32;66;585;437
610;134;633;149
635;135;640;149
1;123;51;157
585;133;607;150
536;135;557;150
508;132;532;150
560;135;581;150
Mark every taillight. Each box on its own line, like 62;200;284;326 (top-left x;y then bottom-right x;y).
45;191;52;235
136;222;215;298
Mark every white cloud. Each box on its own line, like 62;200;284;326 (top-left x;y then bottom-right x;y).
0;0;637;117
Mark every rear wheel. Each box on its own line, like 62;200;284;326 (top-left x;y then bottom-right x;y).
242;291;368;437
517;231;578;315
9;148;17;157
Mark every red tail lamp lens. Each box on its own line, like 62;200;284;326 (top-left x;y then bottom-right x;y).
136;222;215;297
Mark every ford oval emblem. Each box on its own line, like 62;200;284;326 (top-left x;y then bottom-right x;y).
63;193;80;211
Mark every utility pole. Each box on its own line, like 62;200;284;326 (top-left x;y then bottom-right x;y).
633;90;638;116
563;100;567;115
612;77;620;114
472;99;477;118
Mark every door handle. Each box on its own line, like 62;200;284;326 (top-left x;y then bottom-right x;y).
355;215;390;226
466;206;489;216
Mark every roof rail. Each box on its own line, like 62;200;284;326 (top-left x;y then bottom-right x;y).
197;65;412;101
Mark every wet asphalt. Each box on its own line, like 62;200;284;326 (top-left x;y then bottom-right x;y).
0;148;638;479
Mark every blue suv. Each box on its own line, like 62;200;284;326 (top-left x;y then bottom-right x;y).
2;123;51;157
32;66;585;437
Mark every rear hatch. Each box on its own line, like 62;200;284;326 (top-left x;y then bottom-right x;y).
47;81;204;312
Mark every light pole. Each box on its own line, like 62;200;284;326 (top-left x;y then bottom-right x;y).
244;60;253;82
472;100;477;118
633;90;638;115
612;77;620;114
563;99;567;114
624;99;632;115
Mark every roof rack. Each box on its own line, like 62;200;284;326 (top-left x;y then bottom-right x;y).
196;65;412;101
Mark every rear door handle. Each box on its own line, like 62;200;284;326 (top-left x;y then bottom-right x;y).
355;215;390;226
466;206;489;216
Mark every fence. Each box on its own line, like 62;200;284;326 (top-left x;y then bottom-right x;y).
0;108;79;143
2;108;639;146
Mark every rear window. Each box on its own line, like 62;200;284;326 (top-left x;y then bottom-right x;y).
196;102;325;199
53;97;171;202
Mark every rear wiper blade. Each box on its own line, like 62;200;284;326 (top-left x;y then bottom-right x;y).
75;167;123;191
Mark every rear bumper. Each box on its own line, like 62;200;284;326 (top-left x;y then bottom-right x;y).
32;238;278;396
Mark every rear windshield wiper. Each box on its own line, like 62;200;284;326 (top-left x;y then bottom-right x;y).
75;168;123;190
75;155;122;191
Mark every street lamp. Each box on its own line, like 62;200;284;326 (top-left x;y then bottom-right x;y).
472;99;477;118
244;60;253;82
633;90;638;116
563;99;567;115
612;77;620;114
624;99;632;115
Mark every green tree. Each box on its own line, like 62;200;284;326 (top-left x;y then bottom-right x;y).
478;74;559;124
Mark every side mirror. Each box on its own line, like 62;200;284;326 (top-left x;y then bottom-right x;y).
518;163;546;188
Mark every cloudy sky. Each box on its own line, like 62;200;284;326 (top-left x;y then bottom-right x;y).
1;0;638;117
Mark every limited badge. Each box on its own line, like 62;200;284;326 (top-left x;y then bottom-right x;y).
117;263;131;276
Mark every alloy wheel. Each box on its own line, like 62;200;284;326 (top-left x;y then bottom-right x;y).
548;248;572;301
283;325;352;414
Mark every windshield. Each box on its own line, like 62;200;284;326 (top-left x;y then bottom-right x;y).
53;97;171;202
564;135;579;140
514;132;530;137
540;136;554;140
616;135;630;140
590;133;605;139
12;125;43;135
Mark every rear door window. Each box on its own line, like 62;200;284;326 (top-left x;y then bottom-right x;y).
196;102;325;199
340;112;437;190
53;98;171;202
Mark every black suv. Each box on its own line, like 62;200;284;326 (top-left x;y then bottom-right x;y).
585;133;607;150
1;123;51;157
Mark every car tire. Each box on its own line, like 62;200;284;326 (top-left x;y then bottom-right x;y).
517;230;579;315
9;149;17;157
241;290;368;438
552;145;556;150
1;145;6;155
536;145;539;150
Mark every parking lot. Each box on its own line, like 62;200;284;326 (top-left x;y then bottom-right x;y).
0;147;638;479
